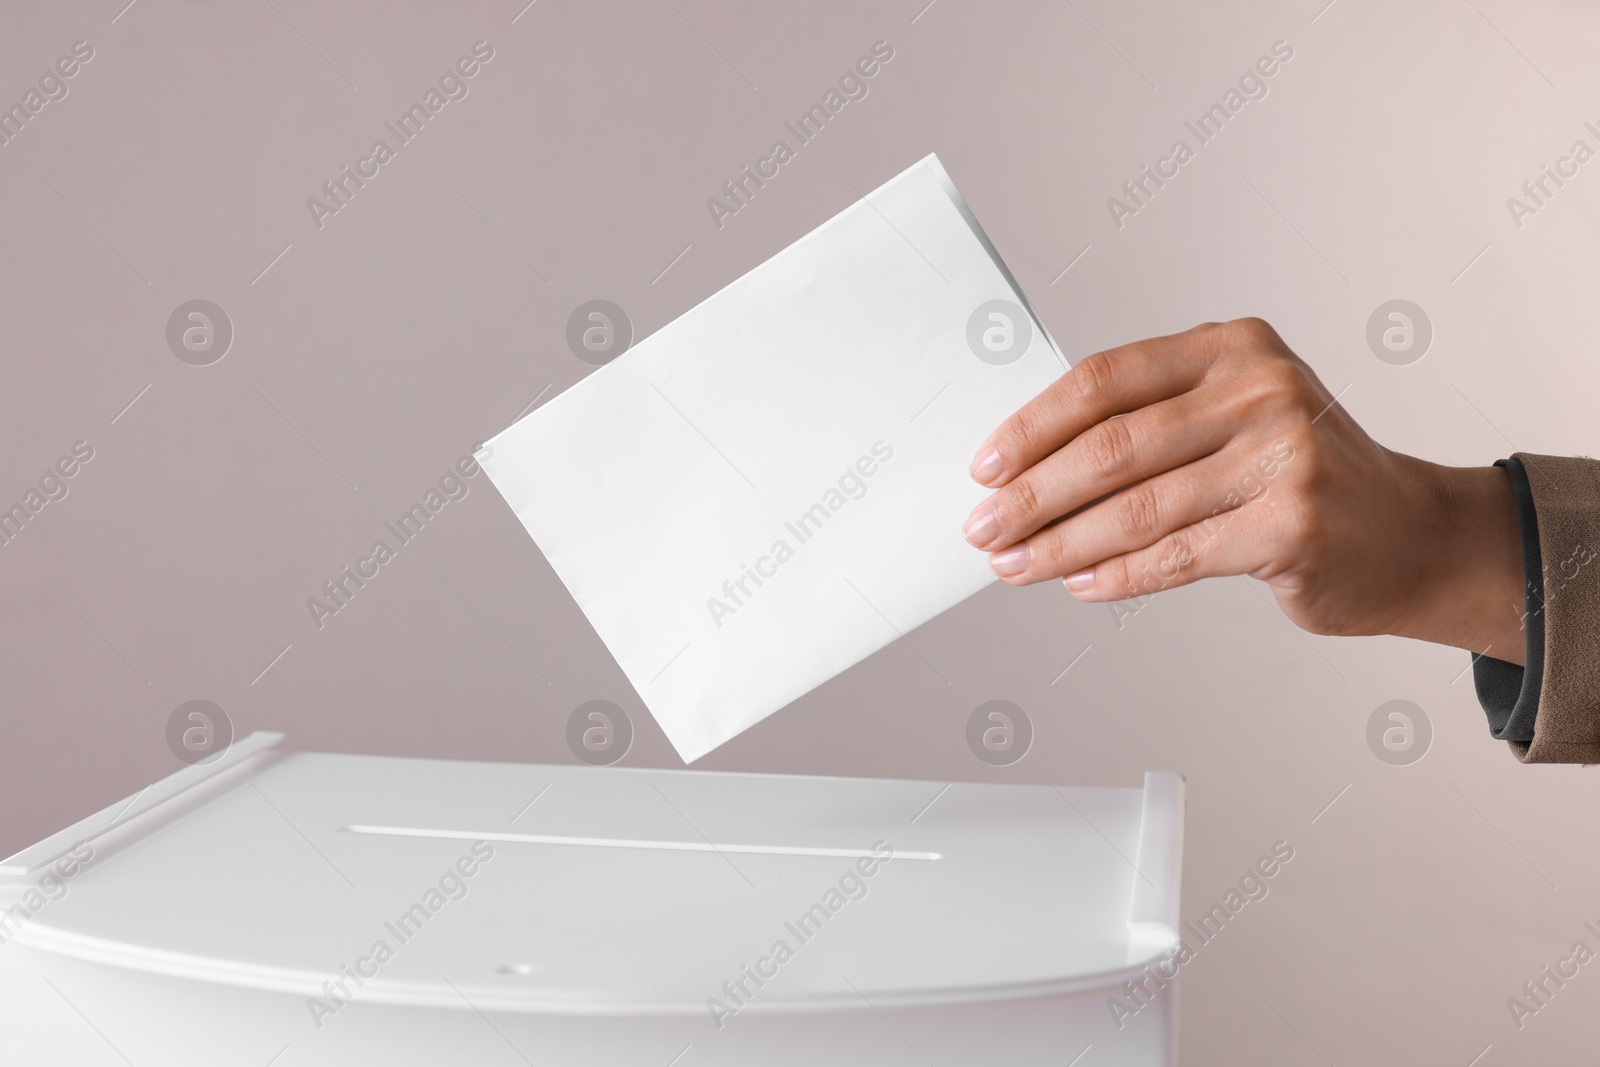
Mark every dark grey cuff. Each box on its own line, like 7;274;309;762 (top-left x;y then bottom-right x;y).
1472;457;1543;743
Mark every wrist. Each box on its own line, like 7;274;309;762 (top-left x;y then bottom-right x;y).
1390;457;1526;664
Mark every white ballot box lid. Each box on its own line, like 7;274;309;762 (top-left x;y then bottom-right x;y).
1;734;1183;1015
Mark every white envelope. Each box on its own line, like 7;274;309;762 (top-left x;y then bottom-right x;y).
480;154;1067;762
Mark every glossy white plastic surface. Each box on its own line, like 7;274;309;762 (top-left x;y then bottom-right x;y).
0;737;1183;1065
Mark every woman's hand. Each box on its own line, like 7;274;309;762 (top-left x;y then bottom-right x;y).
963;318;1528;663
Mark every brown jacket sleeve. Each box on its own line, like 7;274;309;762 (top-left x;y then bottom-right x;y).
1507;452;1600;763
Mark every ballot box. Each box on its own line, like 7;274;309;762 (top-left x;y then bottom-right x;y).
0;734;1184;1066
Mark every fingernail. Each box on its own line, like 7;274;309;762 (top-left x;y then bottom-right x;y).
963;507;1000;547
1064;568;1094;592
990;545;1029;577
970;446;1003;483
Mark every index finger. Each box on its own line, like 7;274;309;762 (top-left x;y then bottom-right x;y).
969;327;1216;487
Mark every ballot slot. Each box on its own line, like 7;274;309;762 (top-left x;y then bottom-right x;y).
339;824;943;861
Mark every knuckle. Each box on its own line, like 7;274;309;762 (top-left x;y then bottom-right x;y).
1268;355;1313;395
1238;357;1317;422
1188;321;1228;350
1260;447;1324;550
1004;474;1042;524
1271;485;1323;557
1154;531;1198;581
1030;529;1069;572
1207;318;1288;378
1083;417;1135;479
1007;405;1046;453
1117;482;1164;542
1069;351;1117;406
1168;530;1198;568
1276;427;1313;468
1229;316;1279;346
1281;424;1322;472
1260;366;1305;410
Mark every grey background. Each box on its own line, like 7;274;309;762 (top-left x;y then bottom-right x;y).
3;0;1599;1062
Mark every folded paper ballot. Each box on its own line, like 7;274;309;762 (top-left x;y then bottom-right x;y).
480;154;1067;762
